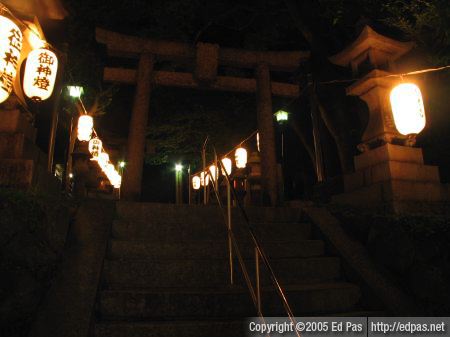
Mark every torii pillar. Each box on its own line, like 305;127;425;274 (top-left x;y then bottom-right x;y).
122;54;153;200
256;63;278;205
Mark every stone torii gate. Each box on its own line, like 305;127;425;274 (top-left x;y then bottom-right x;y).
96;28;310;204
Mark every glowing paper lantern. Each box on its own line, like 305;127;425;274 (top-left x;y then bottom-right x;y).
88;137;103;160
192;176;201;190
235;147;247;169
23;48;58;101
256;132;260;152
390;83;426;136
97;152;109;168
200;171;209;186
221;158;232;176
209;164;218;181
0;15;23;103
77;115;93;141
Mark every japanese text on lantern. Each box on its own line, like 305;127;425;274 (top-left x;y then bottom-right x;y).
0;16;23;103
23;48;58;101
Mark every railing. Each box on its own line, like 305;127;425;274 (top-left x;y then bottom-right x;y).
204;142;300;337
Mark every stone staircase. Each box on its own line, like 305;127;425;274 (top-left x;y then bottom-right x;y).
93;202;371;337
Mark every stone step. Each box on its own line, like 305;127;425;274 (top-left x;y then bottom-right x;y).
112;220;312;242
116;202;303;224
99;283;361;319
95;320;247;337
103;257;341;288
108;239;325;260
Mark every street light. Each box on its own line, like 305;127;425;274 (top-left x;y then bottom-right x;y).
274;110;289;123
119;161;126;168
274;109;289;159
175;163;183;204
68;86;84;98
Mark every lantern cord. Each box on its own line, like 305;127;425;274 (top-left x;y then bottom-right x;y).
317;64;450;85
192;129;258;176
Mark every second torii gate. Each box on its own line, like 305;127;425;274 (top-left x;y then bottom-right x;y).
96;28;309;204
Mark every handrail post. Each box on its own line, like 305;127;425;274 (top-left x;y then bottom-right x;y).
255;247;261;314
227;178;233;285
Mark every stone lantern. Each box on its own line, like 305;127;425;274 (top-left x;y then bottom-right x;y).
330;26;444;213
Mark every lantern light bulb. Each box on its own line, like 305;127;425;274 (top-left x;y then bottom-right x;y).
390;83;426;136
77;115;93;142
209;164;218;181
192;176;201;190
235;147;248;169
0;15;23;103
221;158;232;176
23;48;58;101
200;171;209;186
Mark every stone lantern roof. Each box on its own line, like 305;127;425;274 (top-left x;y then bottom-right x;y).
329;25;414;73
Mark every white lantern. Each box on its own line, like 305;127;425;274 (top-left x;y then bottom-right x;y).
88;137;103;159
192;176;201;190
23;48;58;101
209;164;218;181
390;83;426;136
221;158;232;176
77;115;93;141
97;152;109;169
200;171;209;186
0;15;23;103
235;147;247;169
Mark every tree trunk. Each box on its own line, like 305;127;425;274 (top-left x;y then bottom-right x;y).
283;0;355;174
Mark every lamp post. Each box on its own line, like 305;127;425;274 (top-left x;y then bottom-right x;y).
274;110;289;159
175;163;183;204
65;85;84;191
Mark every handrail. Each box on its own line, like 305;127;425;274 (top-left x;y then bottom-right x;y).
205;142;300;337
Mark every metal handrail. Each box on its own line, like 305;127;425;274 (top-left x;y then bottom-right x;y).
205;143;300;337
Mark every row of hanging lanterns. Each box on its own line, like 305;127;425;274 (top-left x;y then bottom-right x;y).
192;147;247;190
76;113;122;189
0;9;59;103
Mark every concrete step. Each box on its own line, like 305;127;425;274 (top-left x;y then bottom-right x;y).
116;202;303;224
95;320;247;337
108;239;325;260
112;220;312;242
99;283;361;319
102;257;341;288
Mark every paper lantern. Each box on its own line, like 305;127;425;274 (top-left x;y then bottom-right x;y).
209;164;218;181
23;48;58;101
390;83;426;136
256;132;260;152
0;15;23;103
88;137;103;159
221;158;232;176
77;115;93;141
200;171;209;186
235;147;247;169
97;152;109;168
192;176;201;190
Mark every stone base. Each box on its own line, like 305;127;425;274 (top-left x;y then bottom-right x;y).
332;144;445;214
0;109;37;142
0;131;60;194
